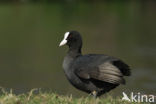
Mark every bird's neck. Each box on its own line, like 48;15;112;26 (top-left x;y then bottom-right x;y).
68;46;82;58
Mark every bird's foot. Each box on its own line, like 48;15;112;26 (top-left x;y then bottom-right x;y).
91;91;98;98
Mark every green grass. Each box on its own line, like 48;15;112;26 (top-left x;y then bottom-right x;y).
0;89;149;104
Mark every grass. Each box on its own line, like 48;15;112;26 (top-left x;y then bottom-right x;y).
0;88;150;104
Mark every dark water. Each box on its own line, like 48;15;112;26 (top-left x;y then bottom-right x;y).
0;1;156;97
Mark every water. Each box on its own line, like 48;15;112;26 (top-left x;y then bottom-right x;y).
0;1;156;97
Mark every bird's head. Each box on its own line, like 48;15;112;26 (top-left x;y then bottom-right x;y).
59;31;82;51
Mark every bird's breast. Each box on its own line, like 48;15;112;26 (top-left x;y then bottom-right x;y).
63;56;86;89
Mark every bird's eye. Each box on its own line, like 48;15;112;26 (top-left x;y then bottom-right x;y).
68;34;72;39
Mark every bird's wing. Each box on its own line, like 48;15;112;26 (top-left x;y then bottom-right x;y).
75;62;125;84
74;54;128;84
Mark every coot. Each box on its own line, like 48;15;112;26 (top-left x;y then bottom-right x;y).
59;31;131;97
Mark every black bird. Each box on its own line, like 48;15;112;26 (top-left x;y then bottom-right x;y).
59;31;131;97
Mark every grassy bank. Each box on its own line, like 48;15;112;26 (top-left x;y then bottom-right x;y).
0;89;149;104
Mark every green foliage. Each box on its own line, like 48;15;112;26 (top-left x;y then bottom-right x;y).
0;89;149;104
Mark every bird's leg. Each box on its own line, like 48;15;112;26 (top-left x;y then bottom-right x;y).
91;91;98;98
87;93;92;98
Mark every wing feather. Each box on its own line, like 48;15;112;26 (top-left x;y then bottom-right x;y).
75;62;125;84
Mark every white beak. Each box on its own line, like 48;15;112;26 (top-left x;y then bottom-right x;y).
59;32;70;47
59;39;67;47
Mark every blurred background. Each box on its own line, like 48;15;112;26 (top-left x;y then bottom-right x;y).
0;0;156;97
